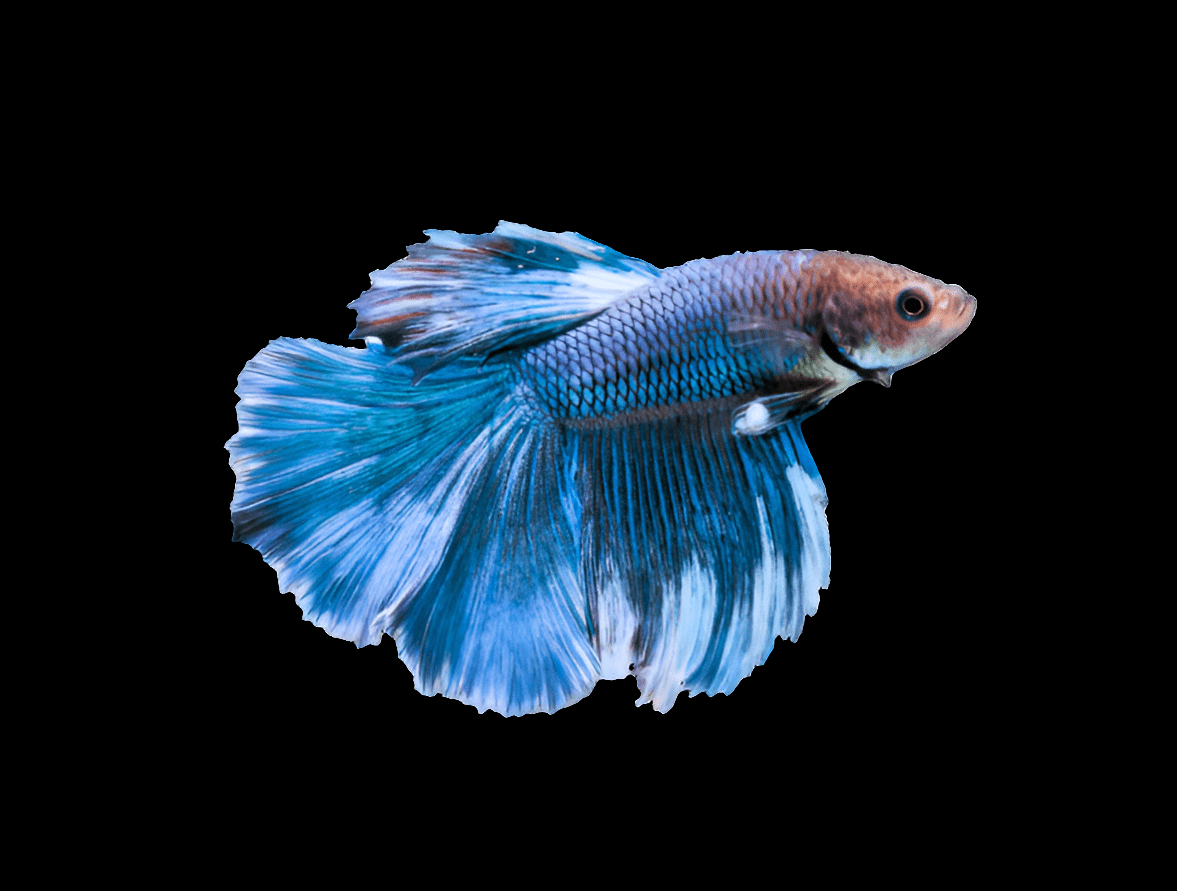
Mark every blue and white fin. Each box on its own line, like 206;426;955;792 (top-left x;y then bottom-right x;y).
731;387;833;436
576;413;830;711
229;338;598;714
350;221;661;373
379;405;599;714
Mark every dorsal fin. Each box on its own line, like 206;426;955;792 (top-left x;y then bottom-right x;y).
350;222;661;373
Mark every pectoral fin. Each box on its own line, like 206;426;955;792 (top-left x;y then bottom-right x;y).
725;314;814;373
732;381;834;436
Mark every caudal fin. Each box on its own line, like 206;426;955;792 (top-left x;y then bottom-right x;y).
229;337;598;714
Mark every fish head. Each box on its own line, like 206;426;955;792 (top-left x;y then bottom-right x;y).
815;252;976;386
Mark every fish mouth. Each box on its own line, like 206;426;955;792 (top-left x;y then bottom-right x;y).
942;293;977;344
961;294;978;326
819;331;892;387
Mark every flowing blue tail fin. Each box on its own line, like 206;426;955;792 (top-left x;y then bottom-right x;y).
229;337;598;714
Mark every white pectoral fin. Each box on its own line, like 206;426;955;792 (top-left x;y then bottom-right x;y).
732;382;834;436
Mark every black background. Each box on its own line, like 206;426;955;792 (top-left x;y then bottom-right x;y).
210;161;998;767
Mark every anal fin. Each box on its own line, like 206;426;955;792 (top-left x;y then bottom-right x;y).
576;412;830;711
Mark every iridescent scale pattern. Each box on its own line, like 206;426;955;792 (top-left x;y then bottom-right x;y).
521;252;809;420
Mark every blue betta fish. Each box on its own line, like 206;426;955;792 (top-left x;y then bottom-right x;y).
228;222;976;716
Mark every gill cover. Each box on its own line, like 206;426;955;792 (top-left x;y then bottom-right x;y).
819;290;895;387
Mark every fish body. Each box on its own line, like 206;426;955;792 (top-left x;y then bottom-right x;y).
516;249;972;428
229;222;975;716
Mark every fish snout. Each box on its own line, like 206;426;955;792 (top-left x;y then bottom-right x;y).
956;289;977;321
944;287;976;337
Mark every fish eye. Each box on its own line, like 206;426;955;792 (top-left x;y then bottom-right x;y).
896;289;930;321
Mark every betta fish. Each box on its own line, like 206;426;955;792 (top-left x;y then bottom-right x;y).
228;222;975;716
